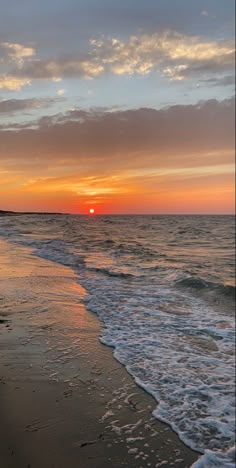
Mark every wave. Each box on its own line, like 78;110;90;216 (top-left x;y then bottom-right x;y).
88;266;136;279
114;242;156;258
176;276;235;300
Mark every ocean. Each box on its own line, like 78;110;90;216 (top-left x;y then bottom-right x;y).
0;214;235;467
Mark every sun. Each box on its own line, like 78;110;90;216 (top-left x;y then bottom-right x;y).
89;208;95;214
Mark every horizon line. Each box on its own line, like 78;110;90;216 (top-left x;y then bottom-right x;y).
1;210;235;216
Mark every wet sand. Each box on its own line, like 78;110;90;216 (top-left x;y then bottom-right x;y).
0;239;199;468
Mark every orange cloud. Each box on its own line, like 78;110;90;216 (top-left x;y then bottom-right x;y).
0;75;31;91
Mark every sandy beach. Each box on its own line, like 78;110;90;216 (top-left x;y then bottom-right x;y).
0;239;199;468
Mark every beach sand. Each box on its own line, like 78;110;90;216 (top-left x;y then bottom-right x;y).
0;239;199;468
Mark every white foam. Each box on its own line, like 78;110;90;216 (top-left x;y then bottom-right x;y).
126;437;145;443
191;446;235;467
83;276;235;466
128;447;139;454
99;410;114;422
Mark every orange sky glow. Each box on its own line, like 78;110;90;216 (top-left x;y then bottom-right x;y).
0;1;235;214
1;162;234;214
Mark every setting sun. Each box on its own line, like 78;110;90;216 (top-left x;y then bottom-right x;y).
89;208;95;214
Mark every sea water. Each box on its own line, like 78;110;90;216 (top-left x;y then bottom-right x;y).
0;214;235;467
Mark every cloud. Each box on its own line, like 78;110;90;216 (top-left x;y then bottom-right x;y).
0;41;34;90
0;97;234;175
89;31;235;78
0;75;31;91
201;10;209;17
0;42;35;67
14;57;104;80
57;88;65;96
163;54;235;81
3;31;234;89
162;64;188;81
0;97;62;114
52;76;62;82
200;75;235;87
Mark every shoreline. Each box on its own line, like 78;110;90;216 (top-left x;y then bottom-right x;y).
0;239;199;468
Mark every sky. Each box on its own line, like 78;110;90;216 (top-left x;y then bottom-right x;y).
0;0;235;214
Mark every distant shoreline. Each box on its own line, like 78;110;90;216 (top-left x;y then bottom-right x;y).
0;210;234;217
0;210;64;216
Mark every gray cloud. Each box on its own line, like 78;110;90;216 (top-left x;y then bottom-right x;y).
169;53;235;80
200;75;235;87
0;97;62;114
0;97;234;174
14;56;103;80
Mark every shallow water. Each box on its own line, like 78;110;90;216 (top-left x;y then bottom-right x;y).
0;214;235;467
